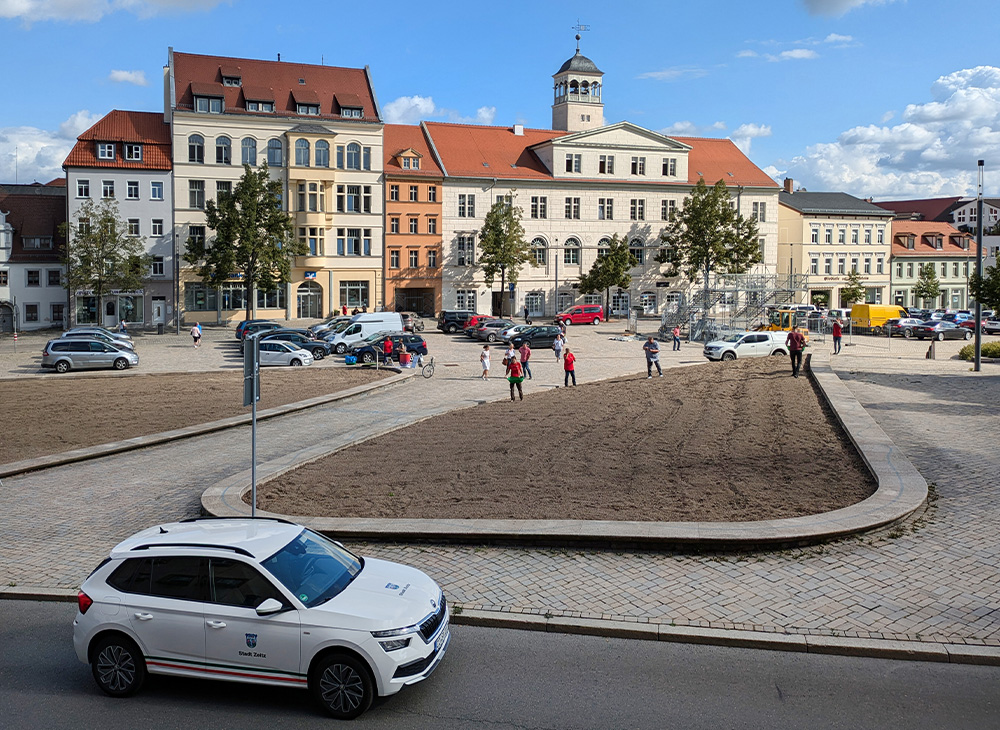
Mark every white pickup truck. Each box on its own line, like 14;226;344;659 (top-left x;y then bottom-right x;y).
703;331;789;361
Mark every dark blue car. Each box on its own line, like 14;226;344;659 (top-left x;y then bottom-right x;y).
350;333;427;364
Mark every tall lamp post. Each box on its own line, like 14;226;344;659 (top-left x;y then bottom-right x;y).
974;160;985;372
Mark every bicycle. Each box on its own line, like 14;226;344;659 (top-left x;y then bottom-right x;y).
421;356;435;378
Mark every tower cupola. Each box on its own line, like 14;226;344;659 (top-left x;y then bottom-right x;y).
552;35;604;132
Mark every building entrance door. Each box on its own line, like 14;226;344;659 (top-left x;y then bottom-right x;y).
0;303;14;332
296;281;322;319
152;297;166;325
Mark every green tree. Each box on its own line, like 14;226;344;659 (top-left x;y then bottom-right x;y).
913;263;942;307
654;178;761;313
578;233;637;317
840;269;867;306
478;194;533;316
62;198;152;326
184;162;300;322
969;263;1000;311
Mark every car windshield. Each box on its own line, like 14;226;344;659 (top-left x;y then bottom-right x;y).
721;334;745;343
262;529;363;608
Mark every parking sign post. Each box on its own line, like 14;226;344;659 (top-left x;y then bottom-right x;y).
243;337;261;516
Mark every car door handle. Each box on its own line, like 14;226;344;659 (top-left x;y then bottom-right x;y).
134;612;153;621
206;620;227;629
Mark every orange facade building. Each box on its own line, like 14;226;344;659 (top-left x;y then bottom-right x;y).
383;124;443;316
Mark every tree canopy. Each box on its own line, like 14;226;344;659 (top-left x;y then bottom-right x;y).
184;162;300;321
62;197;151;321
578;233;637;316
913;263;941;306
478;194;534;315
969;263;1000;311
840;269;867;306
655;178;761;283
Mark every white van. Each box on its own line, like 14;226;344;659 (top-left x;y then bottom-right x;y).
327;312;404;353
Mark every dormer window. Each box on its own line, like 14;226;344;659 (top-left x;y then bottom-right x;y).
124;144;142;161
222;76;241;87
341;107;363;119
97;143;115;160
401;157;420;170
195;96;224;113
934;236;943;250
906;236;915;250
296;104;320;116
246;101;274;112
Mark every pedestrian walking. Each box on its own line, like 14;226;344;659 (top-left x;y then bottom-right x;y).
643;336;663;378
190;322;202;348
832;318;843;355
503;344;516;373
553;333;564;361
480;344;491;379
785;326;806;378
518;341;533;380
523;305;530;324
563;346;577;386
507;355;525;401
382;336;394;365
672;325;681;351
118;319;128;335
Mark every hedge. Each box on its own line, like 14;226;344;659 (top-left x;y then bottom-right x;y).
958;341;1000;361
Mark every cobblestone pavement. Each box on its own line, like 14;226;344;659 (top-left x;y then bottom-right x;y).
2;323;999;645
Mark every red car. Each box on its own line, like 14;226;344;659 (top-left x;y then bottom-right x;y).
554;304;604;326
463;314;496;337
958;319;988;334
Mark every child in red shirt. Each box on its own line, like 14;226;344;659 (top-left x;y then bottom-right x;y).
563;347;576;386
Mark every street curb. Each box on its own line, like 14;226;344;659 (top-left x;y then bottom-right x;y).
4;593;998;666
0;369;412;479
204;356;927;548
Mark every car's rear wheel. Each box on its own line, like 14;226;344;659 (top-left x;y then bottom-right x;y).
113;358;129;370
335;343;347;354
55;360;71;374
290;358;302;366
92;634;146;697
311;653;373;720
964;330;972;340
721;352;737;361
936;332;944;341
592;317;600;325
360;352;375;364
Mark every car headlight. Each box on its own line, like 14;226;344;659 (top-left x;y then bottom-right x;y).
376;637;411;652
371;624;420;639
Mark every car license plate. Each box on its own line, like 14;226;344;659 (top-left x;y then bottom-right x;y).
434;627;449;652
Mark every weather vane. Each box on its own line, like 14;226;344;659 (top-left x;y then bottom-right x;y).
571;20;590;51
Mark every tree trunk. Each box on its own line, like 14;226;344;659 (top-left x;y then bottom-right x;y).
500;266;507;317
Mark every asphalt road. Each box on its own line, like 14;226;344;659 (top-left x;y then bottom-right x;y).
4;601;1000;730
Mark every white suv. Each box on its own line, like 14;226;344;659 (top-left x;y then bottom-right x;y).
73;518;450;720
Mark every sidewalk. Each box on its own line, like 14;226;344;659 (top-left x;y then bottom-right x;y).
2;328;999;656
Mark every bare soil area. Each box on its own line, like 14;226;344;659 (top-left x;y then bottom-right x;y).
0;368;388;465
259;359;877;522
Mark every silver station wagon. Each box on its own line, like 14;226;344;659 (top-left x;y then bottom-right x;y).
42;338;140;373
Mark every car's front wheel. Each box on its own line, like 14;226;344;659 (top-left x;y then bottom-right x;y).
113;358;129;370
335;343;347;354
487;333;497;342
311;348;325;360
563;319;572;326
964;330;972;340
721;352;737;361
360;352;375;364
903;328;913;338
91;634;146;697
311;653;374;720
447;324;458;334
290;358;303;366
937;332;945;341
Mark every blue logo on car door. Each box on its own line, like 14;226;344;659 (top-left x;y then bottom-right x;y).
245;633;257;648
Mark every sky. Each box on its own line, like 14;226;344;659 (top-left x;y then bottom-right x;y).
2;0;1000;200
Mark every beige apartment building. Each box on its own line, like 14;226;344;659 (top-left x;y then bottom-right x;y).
778;184;894;308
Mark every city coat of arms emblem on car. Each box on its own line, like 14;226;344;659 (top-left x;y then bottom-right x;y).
245;633;257;648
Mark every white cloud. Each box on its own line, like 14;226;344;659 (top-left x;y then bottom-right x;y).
637;66;709;82
773;65;1000;197
767;49;819;62
800;0;894;17
736;50;758;58
0;0;227;23
660;121;729;137
880;110;895;123
824;33;854;43
383;95;496;126
0;110;101;184
730;123;773;154
109;69;148;86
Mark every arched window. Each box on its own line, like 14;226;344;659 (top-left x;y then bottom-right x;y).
563;237;581;265
569;80;580;95
188;134;204;164
315;140;330;168
597;237;611;257
531;237;547;266
581;81;590;95
267;139;283;167
630;238;645;265
346;142;361;170
592;82;601;98
294;138;310;167
241;137;257;166
215;136;231;165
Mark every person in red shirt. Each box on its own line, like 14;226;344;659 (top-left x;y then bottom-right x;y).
342;303;348;316
831;318;843;355
382;337;394;365
785;327;806;378
563;347;577;387
507;355;525;401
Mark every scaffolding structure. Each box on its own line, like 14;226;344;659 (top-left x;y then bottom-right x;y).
658;273;811;341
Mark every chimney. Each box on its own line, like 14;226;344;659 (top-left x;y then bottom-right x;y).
783;178;794;194
513;124;524;136
277;53;281;62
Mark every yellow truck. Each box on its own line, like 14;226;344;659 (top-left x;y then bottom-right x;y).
850;304;907;330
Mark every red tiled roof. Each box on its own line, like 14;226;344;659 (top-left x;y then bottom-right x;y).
242;85;274;102
63;110;172;171
383;124;443;177
891;220;977;257
874;197;963;221
674;136;779;188
0;188;66;262
46;178;66;187
173;51;380;122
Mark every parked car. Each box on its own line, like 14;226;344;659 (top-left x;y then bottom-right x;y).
72;517;450;720
61;329;136;351
510;325;563;349
499;324;534;341
436;310;479;334
703;332;789;361
66;326;135;344
912;321;972;341
554;304;604;326
958;319;987;333
240;321;283;340
904;307;930;320
826;308;852;322
400;311;425;332
350;333;428;364
255;329;332;360
308;315;352;338
474;319;516;342
462;314;495;338
258;340;314;366
984;320;1000;335
326;313;406;354
235;319;274;340
942;312;973;323
882;318;928;338
42;338;140;374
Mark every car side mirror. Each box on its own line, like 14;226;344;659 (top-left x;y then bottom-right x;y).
256;598;284;616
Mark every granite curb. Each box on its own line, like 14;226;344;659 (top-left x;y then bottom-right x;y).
0;369;413;479
204;355;928;547
6;592;996;666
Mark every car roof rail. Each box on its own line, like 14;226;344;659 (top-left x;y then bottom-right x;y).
129;542;254;557
179;515;296;525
